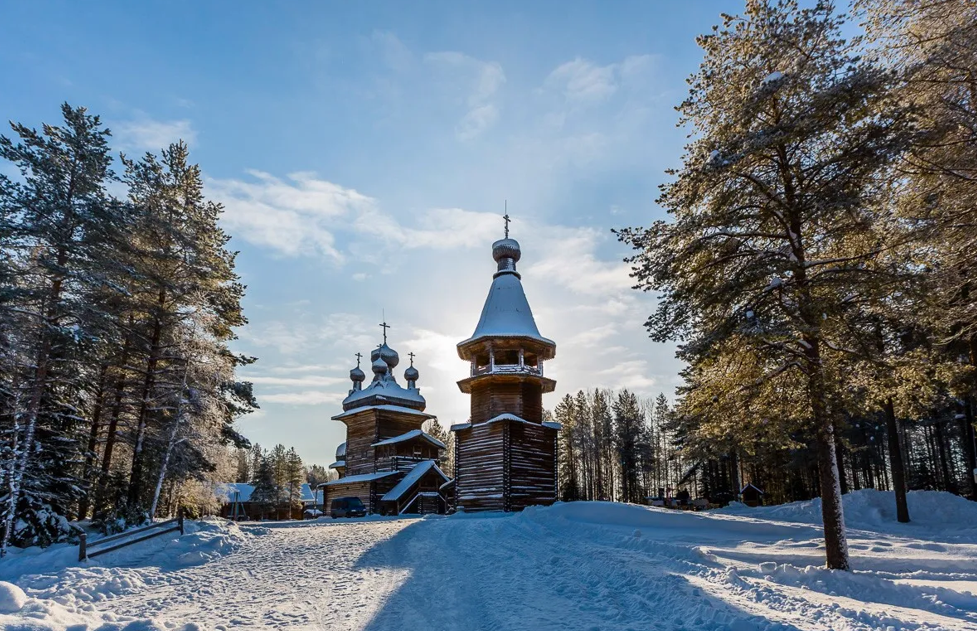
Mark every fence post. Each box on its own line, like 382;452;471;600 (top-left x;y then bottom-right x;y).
178;508;184;535
78;532;87;562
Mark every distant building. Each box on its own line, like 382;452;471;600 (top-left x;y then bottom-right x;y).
451;229;561;512
218;482;315;520
320;335;450;515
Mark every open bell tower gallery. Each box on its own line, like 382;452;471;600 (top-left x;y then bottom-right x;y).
450;228;561;512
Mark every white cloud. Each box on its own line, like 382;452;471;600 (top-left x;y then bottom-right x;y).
544;58;618;103
260;390;346;405
528;226;633;296
210;169;501;261
541;54;659;106
209;171;375;261
424;51;505;140
115;118;197;151
247;375;348;388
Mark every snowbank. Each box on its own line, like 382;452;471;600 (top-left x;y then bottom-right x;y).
0;518;248;630
0;581;27;613
719;488;977;533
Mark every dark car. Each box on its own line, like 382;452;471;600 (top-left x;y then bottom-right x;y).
330;496;367;518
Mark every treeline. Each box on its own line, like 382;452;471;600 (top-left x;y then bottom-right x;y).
617;0;977;570
0;104;256;554
553;389;686;504
231;444;305;520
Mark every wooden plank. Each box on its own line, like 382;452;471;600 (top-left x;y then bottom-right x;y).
86;526;181;559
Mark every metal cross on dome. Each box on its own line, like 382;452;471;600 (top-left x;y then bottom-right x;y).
408;351;416;366
503;206;511;239
379;320;390;344
354;352;363;368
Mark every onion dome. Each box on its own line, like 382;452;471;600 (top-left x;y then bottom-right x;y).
372;356;388;379
405;364;419;383
350;365;365;383
492;238;521;277
370;343;400;369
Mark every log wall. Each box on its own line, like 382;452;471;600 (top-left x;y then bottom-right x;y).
455;422;506;511
508;422;558;510
470;378;543;423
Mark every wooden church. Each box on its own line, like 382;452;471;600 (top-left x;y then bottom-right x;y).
450;222;561;512
319;332;450;515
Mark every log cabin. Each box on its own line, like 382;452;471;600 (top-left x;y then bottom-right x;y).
451;227;561;512
319;339;450;515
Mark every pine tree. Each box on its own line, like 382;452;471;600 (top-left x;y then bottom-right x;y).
617;1;915;569
0;104;126;552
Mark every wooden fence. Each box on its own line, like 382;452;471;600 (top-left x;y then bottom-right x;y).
78;511;184;562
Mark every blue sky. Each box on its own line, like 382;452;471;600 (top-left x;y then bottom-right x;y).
1;1;742;466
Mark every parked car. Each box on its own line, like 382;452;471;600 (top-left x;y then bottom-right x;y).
330;497;367;518
303;508;323;519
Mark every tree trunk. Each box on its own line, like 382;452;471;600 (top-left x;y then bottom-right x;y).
933;419;956;494
77;364;109;520
835;434;849;494
883;399;910;522
127;293;165;509
805;337;850;570
93;327;133;519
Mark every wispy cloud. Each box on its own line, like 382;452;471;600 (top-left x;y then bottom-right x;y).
210;171;375;261
541;55;658;106
424;51;505;140
115;118;197;151
260;390;347;405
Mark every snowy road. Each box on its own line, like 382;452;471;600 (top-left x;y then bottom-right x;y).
5;491;977;630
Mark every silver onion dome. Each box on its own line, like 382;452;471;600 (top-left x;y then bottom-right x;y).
370;343;400;369
404;365;419;382
492;238;521;276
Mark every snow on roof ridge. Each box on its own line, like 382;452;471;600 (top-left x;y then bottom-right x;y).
331;404;434;421
319;471;398;487
485;412;530;424
371;429;446;449
381;461;450;502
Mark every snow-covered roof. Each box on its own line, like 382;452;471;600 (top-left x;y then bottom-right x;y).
486;413;530;424
542;421;563;430
328;460;346;470
450;422;472;432
336;442;346;459
381;461;450;502
740;483;764;495
319;471;399;487
457;269;554;358
339;379;428;412
372;429;446;450
331;404;434;421
218;483;254;503
218;483;315;503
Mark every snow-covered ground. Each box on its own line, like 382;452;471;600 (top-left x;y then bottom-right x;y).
2;490;977;630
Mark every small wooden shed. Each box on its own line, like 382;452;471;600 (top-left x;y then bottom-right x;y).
740;483;764;507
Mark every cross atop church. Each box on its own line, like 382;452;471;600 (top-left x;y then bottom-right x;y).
355;351;363;367
408;351;416;366
379;320;391;344
503;204;511;239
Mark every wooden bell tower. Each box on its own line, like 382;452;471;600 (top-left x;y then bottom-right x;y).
451;225;560;512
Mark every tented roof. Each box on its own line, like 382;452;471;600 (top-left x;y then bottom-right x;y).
458;272;554;358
